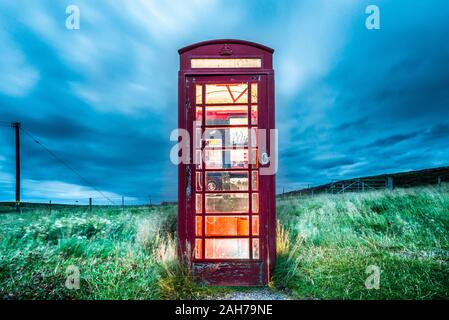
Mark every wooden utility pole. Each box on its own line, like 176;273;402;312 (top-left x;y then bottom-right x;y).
12;122;20;212
89;197;92;211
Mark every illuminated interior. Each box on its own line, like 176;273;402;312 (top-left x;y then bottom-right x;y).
205;216;249;236
205;171;248;191
205;238;249;259
194;81;260;260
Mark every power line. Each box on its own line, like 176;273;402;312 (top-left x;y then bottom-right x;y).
20;127;116;205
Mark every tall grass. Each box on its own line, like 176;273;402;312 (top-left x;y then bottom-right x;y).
0;206;177;299
273;186;449;299
0;205;230;300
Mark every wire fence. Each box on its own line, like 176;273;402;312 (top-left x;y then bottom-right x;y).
280;168;449;199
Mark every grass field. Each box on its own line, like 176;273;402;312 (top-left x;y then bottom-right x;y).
1;186;448;300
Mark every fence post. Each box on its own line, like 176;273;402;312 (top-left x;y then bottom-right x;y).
49;200;52;213
89;197;92;211
387;177;394;191
12;122;21;213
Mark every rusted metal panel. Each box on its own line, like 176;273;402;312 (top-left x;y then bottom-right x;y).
193;262;264;286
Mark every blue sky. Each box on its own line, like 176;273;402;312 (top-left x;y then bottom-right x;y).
1;0;449;204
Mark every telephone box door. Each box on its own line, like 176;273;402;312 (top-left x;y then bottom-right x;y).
188;74;269;285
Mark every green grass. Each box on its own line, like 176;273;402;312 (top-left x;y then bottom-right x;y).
0;205;224;299
0;186;448;299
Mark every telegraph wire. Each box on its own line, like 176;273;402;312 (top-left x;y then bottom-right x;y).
20;127;116;205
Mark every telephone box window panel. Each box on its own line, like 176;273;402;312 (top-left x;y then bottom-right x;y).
204;128;249;148
205;216;250;236
197;105;257;125
191;58;262;69
178;39;275;286
205;193;249;214
205;83;248;104
205;238;250;259
201;105;252;125
204;149;249;169
205;171;248;191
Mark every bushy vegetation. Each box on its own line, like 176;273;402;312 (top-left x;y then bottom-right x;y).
0;186;448;300
273;186;449;299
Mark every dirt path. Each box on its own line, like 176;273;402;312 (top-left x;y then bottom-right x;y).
204;288;293;300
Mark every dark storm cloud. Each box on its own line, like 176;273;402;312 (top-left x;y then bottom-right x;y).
423;124;449;141
309;157;357;170
366;132;420;148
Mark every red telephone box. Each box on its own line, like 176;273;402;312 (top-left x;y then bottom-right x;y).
177;39;276;286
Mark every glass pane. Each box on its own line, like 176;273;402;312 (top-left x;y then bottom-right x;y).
250;127;258;147
205;105;248;125
206;193;249;213
252;193;259;213
251;105;258;125
196;194;202;213
195;128;202;148
252;216;259;236
250;149;258;167
195;238;203;259
205;149;249;169
196;85;202;104
195;150;202;169
205;238;249;259
204;128;248;148
205;83;248;104
196;216;202;236
251;171;258;190
252;239;260;259
205;216;249;236
196;172;202;191
251;83;258;103
206;171;248;191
